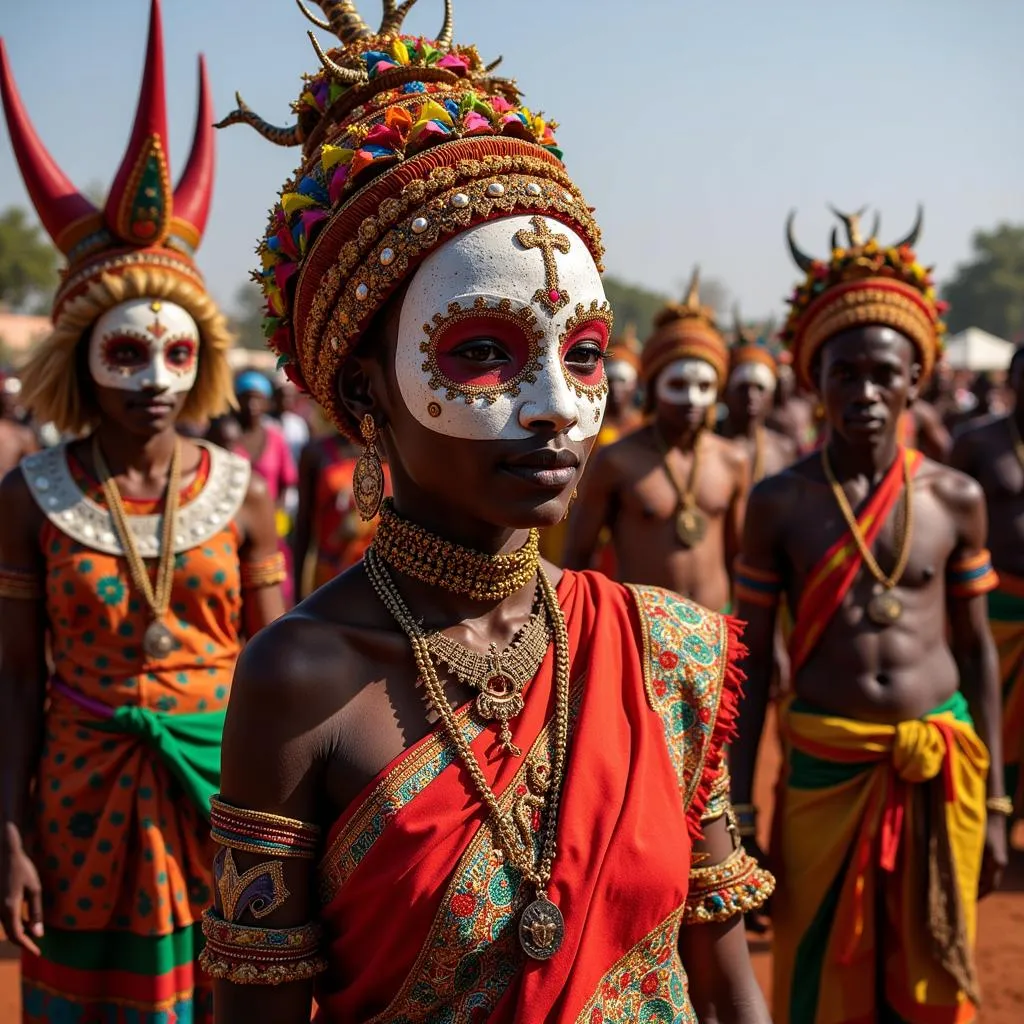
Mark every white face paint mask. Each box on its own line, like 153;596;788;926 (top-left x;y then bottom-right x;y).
605;359;638;385
89;298;200;394
396;215;610;442
655;358;718;408
729;361;777;394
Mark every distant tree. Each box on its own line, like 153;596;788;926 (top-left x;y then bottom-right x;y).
230;282;267;351
602;276;669;339
0;206;57;312
942;224;1024;343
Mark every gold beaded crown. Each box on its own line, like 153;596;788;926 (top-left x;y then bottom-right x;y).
222;0;604;440
782;206;947;390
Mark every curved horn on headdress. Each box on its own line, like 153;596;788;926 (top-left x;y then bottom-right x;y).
684;266;701;310
830;226;839;252
379;0;418;36
316;0;372;43
294;0;330;29
0;39;97;248
483;56;503;73
172;55;215;240
785;211;815;273
436;0;454;50
891;204;923;250
732;303;746;343
104;0;172;244
214;92;304;147
869;211;881;242
308;31;370;85
829;205;867;247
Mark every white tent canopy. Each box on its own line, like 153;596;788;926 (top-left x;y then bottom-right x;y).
942;327;1015;372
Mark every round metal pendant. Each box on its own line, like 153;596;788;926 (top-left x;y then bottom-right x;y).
519;896;565;961
143;620;175;660
867;591;903;627
676;508;707;548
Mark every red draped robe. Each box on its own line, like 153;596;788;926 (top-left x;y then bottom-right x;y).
312;570;743;1022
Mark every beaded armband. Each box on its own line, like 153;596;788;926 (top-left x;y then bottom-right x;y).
239;552;288;591
700;765;732;825
199;908;327;986
683;847;775;925
0;566;44;601
733;560;783;609
210;796;320;859
947;549;999;599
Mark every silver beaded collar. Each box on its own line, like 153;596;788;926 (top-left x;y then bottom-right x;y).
23;440;251;557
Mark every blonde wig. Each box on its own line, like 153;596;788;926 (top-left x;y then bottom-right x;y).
19;267;235;435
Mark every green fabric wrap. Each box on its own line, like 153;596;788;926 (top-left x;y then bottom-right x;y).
88;707;225;819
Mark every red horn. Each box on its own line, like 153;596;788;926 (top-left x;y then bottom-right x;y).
172;55;215;243
0;38;97;250
104;0;172;246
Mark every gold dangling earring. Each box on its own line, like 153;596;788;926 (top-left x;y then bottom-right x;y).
354;414;385;522
562;487;579;522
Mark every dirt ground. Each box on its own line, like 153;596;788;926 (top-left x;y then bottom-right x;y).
1;712;1022;1021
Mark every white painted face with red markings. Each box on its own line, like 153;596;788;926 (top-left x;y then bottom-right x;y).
89;298;199;394
396;216;611;442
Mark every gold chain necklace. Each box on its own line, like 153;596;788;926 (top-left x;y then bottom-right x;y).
821;446;913;627
425;586;550;757
92;435;182;659
373;499;540;602
654;428;706;546
364;546;570;961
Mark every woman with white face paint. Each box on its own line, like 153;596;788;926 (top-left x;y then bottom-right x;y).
212;5;771;1022
718;313;797;484
565;269;751;616
0;3;284;1017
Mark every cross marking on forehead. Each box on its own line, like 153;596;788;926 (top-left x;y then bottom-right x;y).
514;216;571;315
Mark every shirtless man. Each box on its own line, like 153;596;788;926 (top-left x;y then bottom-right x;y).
719;310;796;482
766;354;817;452
0;375;38;475
951;345;1024;821
731;208;1008;1023
564;270;747;610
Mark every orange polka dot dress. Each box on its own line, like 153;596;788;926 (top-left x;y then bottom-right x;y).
20;441;249;1024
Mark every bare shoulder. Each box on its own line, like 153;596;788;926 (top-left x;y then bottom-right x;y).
704;430;748;471
767;426;799;460
919;456;984;514
751;451;818;507
596;425;655;477
951;413;1006;454
232;564;388;720
0;463;44;534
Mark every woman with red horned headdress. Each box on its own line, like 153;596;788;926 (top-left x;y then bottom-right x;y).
205;2;772;1021
0;2;285;1020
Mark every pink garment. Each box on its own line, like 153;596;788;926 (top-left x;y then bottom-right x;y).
234;423;298;502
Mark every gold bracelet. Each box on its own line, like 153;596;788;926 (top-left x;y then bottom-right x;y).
986;795;1015;817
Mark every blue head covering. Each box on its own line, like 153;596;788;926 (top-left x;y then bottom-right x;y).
235;370;273;398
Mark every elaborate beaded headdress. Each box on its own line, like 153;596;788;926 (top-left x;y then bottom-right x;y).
0;0;233;432
224;0;604;440
729;308;777;379
641;267;728;389
781;206;947;390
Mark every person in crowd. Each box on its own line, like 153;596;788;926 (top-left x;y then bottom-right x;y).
564;268;748;611
0;3;285;1019
0;373;38;474
206;4;772;1021
731;206;1007;1024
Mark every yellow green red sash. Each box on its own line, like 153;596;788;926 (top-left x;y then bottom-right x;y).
789;447;924;675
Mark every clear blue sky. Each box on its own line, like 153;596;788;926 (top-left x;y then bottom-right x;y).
2;0;1023;321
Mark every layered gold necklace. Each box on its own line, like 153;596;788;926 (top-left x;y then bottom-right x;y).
654;429;706;546
364;543;570;961
92;435;181;659
425;584;550;757
373;499;540;602
821;447;913;627
751;425;766;484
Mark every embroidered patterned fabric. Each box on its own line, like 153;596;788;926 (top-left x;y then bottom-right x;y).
311;570;746;1022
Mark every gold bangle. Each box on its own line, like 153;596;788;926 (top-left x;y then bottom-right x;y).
986;796;1015;817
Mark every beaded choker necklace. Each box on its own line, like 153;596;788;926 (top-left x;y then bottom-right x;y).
372;499;540;602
